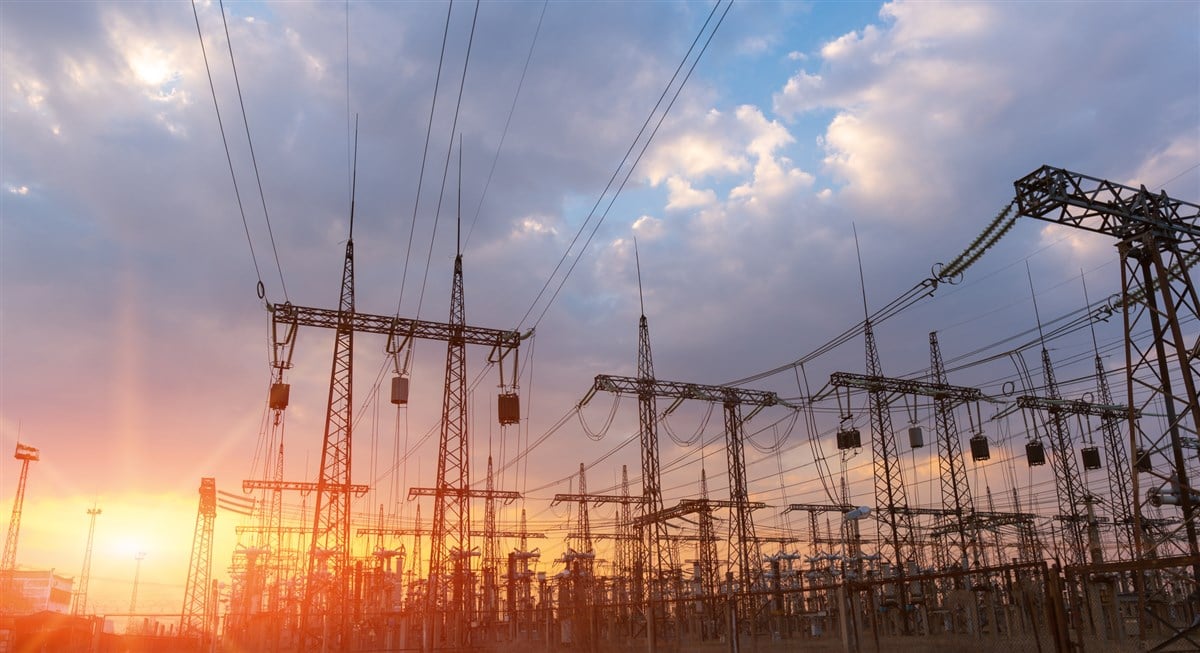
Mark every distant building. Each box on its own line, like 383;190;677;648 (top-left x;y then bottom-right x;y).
11;570;74;614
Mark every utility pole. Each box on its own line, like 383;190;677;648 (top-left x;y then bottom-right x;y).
74;505;101;616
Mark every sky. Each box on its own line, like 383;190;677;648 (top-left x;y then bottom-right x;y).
1;0;1198;618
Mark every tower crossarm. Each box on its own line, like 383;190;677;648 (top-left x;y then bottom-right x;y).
927;511;1038;537
1016;395;1139;420
829;372;982;403
407;486;522;504
633;498;767;527
550;493;646;507
1014;165;1200;239
271;302;526;354
243;479;369;497
473;531;546;539
590;374;781;408
784;503;855;514
238;525;312;536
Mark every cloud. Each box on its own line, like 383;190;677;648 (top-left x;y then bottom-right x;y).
772;0;1198;223
631;214;664;240
664;176;716;211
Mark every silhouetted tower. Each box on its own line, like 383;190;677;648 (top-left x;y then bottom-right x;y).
929;332;975;569
129;551;147;616
573;463;594;560
1084;308;1136;561
1;442;39;614
181;478;217;641
482;455;499;626
73;505;102;616
1013;165;1200;594
697;468;718;598
863;322;917;571
410;504;423;580
634;306;670;651
425;233;471;651
614;466;633;580
1;443;39;574
1036;349;1089;566
300;191;357;651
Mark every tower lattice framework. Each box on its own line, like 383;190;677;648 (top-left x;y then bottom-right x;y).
181;478;217;640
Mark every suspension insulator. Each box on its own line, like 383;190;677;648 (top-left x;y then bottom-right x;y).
1135;448;1152;473
970;435;990;461
1025;440;1046;467
908;426;924;449
498;393;520;425
390;376;409;405
836;428;861;450
269;383;290;410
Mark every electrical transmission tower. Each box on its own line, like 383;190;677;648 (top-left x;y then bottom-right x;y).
298;219;357;652
929;332;977;571
129;551;147;622
73;505;101;616
862;323;918;575
1094;350;1136;562
585;368;784;632
265;231;523;652
572;463;595;560
1;442;39;613
1020;347;1091;566
1014;165;1200;642
181;478;217;644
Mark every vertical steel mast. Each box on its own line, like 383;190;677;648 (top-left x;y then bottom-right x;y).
0;442;39;614
929;332;975;569
73;505;102;616
300;176;357;651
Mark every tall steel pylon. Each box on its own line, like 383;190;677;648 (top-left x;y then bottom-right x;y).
1030;349;1090;566
929;332;975;570
425;250;471;651
635;309;669;652
1014;166;1200;645
1;442;39;613
73;505;101;616
181;478;217;642
299;229;356;652
863;322;917;572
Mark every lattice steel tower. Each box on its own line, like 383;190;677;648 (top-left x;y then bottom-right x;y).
425;246;471;651
73;505;101;616
300;208;356;651
181;478;217;641
1;442;39;614
929;332;975;569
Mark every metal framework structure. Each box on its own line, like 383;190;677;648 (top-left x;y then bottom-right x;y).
0;442;38;614
588;371;782;615
297;233;356;652
181;478;217;641
1;443;39;574
73;505;101;616
928;332;978;572
1019;352;1091;566
1013;164;1200;633
830;354;983;571
1093;352;1137;562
